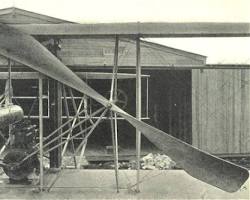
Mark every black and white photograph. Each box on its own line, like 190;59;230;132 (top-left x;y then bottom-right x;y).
0;0;249;199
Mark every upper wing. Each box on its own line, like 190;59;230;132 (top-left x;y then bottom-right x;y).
0;23;248;193
11;22;250;37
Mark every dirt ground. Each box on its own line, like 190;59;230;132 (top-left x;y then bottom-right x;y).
0;169;249;199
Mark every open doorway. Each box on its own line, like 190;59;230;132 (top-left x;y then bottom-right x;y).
145;69;192;144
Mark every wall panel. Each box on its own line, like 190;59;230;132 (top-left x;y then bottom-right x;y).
192;68;250;154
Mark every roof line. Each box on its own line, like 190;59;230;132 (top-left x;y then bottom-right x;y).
141;39;206;59
0;7;75;24
119;38;206;61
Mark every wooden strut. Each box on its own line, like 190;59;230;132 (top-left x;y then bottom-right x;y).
17;107;106;195
19;107;105;166
73;93;94;156
45;127;93;154
77;90;89;169
6;59;13;160
61;85;78;168
7;59;12;104
56;82;62;167
42;108;104;154
34;108;88;147
43;108;108;192
110;35;119;193
44;108;108;155
135;36;141;192
69;88;86;129
38;74;44;191
34;113;91;150
67;87;90;168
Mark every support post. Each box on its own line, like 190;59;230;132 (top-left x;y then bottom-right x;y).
38;75;44;191
49;80;62;168
136;36;141;192
48;38;62;168
57;82;62;167
6;59;13;147
110;35;119;193
7;59;12;104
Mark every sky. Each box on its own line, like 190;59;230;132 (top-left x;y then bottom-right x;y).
0;0;250;64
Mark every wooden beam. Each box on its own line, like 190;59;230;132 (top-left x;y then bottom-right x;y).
0;72;44;79
11;22;250;37
0;72;149;79
118;65;250;70
2;66;250;75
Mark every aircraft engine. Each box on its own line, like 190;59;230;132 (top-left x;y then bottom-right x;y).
2;119;39;181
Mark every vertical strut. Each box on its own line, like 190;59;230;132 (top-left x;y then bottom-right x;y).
61;85;77;168
110;35;119;193
77;93;88;169
57;82;62;167
136;36;141;192
110;111;119;192
7;59;12;104
38;75;44;191
6;59;13;150
110;36;119;102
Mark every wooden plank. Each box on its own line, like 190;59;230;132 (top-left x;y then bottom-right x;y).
234;70;241;153
191;69;199;148
245;71;250;152
11;22;250;37
228;70;234;153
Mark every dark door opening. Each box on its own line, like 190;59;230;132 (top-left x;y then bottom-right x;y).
146;69;192;144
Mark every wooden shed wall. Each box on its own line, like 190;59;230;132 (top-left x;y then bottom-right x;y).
192;68;250;154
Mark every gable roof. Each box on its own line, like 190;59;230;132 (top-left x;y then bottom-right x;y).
0;7;73;24
41;38;206;67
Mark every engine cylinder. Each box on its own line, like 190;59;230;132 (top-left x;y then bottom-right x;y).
0;105;24;128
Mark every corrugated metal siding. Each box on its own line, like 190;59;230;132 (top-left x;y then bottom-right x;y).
192;68;250;154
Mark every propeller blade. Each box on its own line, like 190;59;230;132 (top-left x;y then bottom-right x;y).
111;105;249;192
0;23;109;107
0;23;248;192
